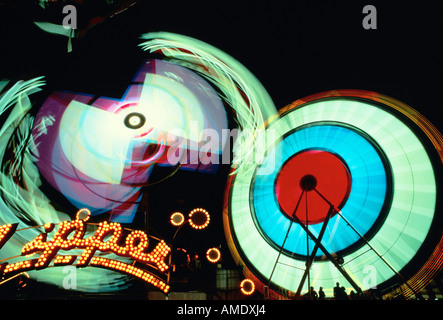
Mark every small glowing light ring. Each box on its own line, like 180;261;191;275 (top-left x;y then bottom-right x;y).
240;279;256;295
206;247;221;263
188;208;210;230
75;208;91;222
170;212;185;227
124;112;146;129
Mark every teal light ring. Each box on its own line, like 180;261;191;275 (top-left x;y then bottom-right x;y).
226;95;437;296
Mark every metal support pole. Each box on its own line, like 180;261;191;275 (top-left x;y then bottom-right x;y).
296;204;335;297
290;212;362;294
305;192;310;298
267;190;305;289
313;188;418;296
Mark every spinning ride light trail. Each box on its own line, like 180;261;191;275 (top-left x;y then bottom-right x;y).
31;58;229;223
224;89;443;299
139;32;278;175
0;32;277;293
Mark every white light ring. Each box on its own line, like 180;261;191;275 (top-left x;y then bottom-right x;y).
225;95;437;296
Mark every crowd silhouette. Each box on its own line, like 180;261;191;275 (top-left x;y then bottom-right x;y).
300;282;383;300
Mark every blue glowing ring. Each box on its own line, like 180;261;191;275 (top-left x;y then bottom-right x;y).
251;123;391;258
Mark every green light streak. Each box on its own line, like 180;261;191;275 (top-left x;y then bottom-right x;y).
139;32;277;174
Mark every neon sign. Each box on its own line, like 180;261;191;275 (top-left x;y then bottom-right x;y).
0;209;171;293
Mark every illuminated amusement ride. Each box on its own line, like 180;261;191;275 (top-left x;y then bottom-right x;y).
0;30;442;300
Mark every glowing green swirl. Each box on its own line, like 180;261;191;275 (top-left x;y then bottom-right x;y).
139;32;278;173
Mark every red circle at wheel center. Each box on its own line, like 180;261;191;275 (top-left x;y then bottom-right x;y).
275;150;351;225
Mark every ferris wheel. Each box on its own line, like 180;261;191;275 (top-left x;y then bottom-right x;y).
224;89;443;299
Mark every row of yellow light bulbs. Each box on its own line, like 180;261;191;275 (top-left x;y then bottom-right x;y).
91;257;170;293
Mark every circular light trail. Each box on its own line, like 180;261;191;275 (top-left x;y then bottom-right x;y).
76;208;91;222
123;112;146;129
170;212;185;227
206;247;221;263
224;89;442;299
240;279;256;296
189;208;210;230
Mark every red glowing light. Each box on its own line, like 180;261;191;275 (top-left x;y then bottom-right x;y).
275;150;351;225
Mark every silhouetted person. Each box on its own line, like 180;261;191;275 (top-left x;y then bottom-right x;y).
340;286;348;300
333;282;341;300
309;286;318;300
318;287;325;300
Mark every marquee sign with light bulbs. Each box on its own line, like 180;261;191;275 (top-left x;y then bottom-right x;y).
0;209;171;293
